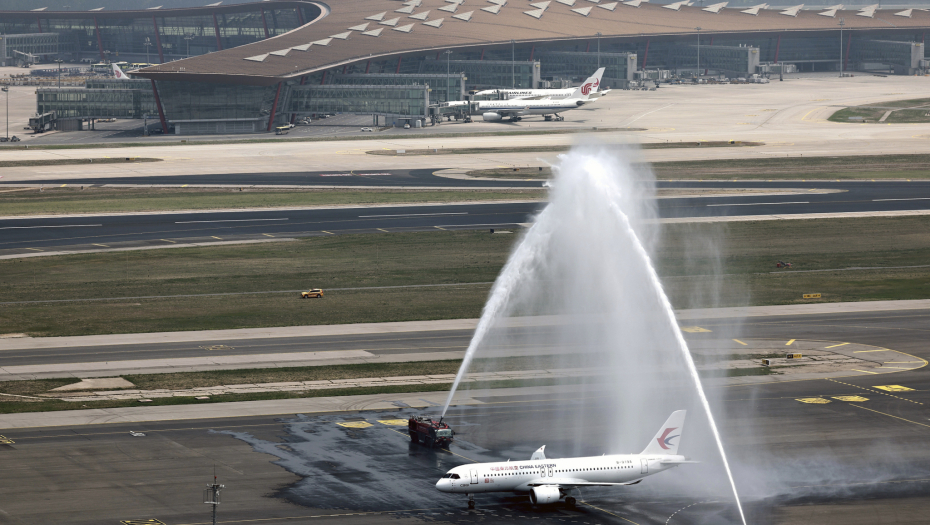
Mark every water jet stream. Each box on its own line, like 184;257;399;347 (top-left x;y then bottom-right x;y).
442;148;747;525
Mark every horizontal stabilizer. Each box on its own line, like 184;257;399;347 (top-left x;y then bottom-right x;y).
659;459;700;465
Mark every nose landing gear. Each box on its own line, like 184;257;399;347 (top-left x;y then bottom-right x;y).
467;494;475;509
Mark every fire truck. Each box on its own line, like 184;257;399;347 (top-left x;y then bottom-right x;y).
408;416;454;448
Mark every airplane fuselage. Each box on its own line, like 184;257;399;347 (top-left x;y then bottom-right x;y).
436;453;685;494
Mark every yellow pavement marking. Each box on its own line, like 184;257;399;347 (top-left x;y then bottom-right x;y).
680;326;712;333
733;339;747;345
211;236;221;240
24;248;42;251
827;379;922;405
60;184;67;187
378;419;408;426
321;231;334;235
850;405;930;430
91;243;109;247
786;339;796;346
434;226;446;230
885;361;925;364
263;233;275;237
181;184;189;187
832;396;868;402
874;385;914;392
879;366;916;370
797;398;831;404
337;421;373;429
159;239;176;243
0;435;14;444
854;349;888;353
852;369;880;374
825;343;849;348
377;228;390;233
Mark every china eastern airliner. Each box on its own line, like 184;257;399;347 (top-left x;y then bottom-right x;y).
436;411;695;509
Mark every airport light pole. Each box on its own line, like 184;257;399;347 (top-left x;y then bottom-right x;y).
838;18;845;77
55;58;63;88
184;33;195;58
203;473;224;525
444;50;452;103
596;32;601;69
511;39;516;88
2;86;8;141
695;27;701;78
144;37;152;64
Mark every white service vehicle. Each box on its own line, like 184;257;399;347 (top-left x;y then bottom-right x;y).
436;411;695;509
473;68;607;101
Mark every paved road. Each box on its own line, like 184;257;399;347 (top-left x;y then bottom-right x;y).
3;179;930;254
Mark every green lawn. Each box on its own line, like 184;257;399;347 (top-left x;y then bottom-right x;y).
468;154;930;180
2;217;930;337
0;187;544;216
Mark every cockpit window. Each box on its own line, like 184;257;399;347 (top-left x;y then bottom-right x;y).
450;473;461;479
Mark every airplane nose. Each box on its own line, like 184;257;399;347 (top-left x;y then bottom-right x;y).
435;479;451;493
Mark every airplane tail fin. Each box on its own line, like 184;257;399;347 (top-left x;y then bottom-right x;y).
640;410;686;455
113;63;129;80
573;67;606;99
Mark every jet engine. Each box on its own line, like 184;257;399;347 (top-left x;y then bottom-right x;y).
482;112;503;122
528;485;562;505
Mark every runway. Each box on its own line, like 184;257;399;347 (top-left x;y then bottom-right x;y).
3;179;930;255
0;307;928;524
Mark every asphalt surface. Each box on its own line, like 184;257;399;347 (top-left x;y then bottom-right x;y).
1;309;929;524
4;179;930;255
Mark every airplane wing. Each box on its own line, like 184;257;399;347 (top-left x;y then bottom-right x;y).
526;477;643;488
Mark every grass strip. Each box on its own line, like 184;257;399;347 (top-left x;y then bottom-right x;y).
0;127;640;151
2;218;930;337
0;366;767;414
0;187;545;216
829;98;930;124
468;153;930;179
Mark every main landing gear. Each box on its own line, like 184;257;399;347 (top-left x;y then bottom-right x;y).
565;496;577;508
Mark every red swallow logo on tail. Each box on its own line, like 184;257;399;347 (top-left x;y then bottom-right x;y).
657;427;679;450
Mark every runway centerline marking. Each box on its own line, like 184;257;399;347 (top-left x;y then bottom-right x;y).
175;218;288;224
359;212;468;218
0;224;102;230
706;201;809;207
873;197;930;201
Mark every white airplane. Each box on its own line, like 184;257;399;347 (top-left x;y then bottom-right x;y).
436;410;695;509
112;63;131;80
473;68;607;101
446;84;593;122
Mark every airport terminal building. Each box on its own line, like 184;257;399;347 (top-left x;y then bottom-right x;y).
3;0;930;134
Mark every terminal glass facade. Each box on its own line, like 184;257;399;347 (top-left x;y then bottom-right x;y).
155;80;279;121
289;84;429;118
0;33;58;66
669;44;760;75
0;3;316;64
331;73;465;104
536;51;637;86
419;59;540;89
36;87;155;119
